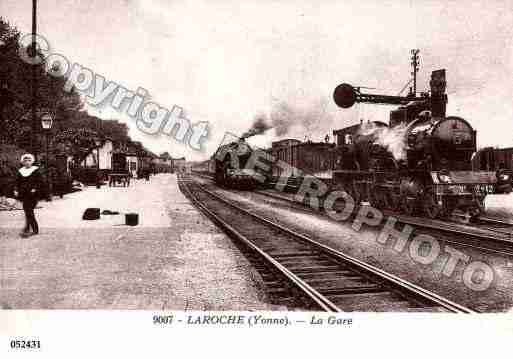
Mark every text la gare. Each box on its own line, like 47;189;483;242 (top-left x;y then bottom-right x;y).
310;315;352;326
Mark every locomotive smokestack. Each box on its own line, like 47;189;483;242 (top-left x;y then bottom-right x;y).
429;69;447;119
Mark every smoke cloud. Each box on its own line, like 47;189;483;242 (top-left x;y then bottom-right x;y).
241;97;335;142
270;98;333;138
241;115;273;139
358;122;409;161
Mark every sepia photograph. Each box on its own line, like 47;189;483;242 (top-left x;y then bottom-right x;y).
1;0;513;356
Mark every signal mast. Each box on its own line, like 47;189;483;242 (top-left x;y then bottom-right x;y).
333;49;447;121
410;49;420;96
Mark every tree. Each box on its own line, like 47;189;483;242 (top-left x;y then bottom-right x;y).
0;17;82;148
1;18;153;173
159;152;172;160
53;128;99;163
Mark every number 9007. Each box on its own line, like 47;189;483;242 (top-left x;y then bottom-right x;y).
153;315;174;325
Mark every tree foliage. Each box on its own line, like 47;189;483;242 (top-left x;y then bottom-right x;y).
159;151;172;159
0;18;82;151
0;18;150;165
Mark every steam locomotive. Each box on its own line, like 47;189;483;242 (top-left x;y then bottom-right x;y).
212;140;269;189
331;69;496;220
206;138;334;190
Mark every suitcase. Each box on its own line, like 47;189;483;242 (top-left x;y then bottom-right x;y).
82;208;101;220
125;213;139;226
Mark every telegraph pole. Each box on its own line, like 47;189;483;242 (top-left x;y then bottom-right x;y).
410;49;420;96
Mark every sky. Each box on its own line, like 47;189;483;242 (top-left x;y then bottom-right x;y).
1;0;513;160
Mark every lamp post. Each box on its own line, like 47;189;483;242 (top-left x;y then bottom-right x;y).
41;113;53;201
0;82;12;144
94;138;102;188
31;0;38;159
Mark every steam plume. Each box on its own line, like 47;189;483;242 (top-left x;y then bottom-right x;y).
241;115;272;139
241;97;334;141
270;98;333;137
358;122;409;161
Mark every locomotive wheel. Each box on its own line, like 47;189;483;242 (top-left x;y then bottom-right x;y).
386;193;400;211
368;188;380;208
401;197;416;216
474;197;485;214
351;183;361;205
423;196;441;219
377;191;389;209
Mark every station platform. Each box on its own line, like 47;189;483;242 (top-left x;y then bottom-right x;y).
0;174;274;310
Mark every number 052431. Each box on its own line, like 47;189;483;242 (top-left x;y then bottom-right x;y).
10;339;41;349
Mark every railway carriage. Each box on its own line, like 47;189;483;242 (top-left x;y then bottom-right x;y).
472;147;513;193
269;139;335;189
191;159;215;175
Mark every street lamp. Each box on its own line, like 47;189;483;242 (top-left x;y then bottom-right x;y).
41;113;53;201
41;113;53;130
94;138;102;188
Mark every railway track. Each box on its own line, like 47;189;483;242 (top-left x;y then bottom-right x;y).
258;187;513;256
190;171;513;257
179;174;475;313
476;217;513;235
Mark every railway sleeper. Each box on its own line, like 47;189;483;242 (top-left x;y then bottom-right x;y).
303;275;367;284
266;287;290;295
262;280;284;288
273;256;327;263
271;252;321;258
252;264;275;271
298;270;355;278
330;300;426;312
277;258;336;266
327;292;432;311
258;246;310;253
317;284;384;295
288;265;342;272
266;285;319;310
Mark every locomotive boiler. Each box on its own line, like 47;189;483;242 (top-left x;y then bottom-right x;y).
332;69;496;220
212;139;270;189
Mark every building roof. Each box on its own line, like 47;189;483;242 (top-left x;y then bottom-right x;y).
333;120;388;135
296;141;334;147
271;138;302;147
272;140;334;150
